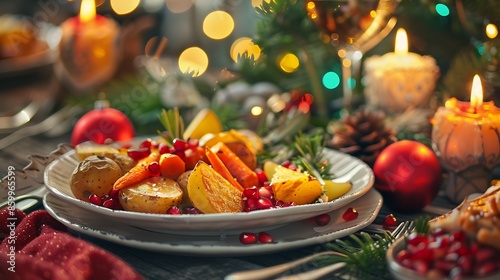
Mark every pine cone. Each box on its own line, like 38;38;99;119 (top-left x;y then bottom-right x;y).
328;109;396;167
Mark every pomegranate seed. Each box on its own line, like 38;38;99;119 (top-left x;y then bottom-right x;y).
315;214;331;226
128;147;151;161
342;207;358;221
102;198;116;209
173;138;188;152
258;186;273;199
148;161;161;176
382;214;397;230
288;163;297;171
242;186;259;199
139;139;152;149
239;232;258;245
257;197;274;209
281;160;291;168
255;168;268;186
434;260;456;275
101;194;111;201
158;143;170;154
451;231;466;243
476;247;496;262
412;260;430;275
408;232;428;247
244;198;259;212
89;194;102;206
167;206;182;215
109;189;120;199
275;200;294;208
476;262;498;276
174;150;186;159
184;207;201;214
396;249;410;263
258;232;274;243
187;138;199;149
458;255;474;275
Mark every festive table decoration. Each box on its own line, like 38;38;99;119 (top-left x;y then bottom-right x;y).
431;74;500;204
373;140;442;213
56;0;120;91
363;28;439;114
71;100;135;146
328;109;397;167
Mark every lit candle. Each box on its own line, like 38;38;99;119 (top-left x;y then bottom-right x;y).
363;28;439;113
431;75;500;203
56;0;120;91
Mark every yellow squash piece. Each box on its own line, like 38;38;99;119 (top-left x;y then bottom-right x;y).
183;108;223;140
187;161;243;213
323;180;352;200
270;164;323;205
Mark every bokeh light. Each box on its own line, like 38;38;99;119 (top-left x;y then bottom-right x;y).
203;11;235;40
486;23;498;39
230;37;261;62
435;3;450;17
178;47;209;77
322;72;340;89
279;53;299;73
110;0;141;15
251;106;263;116
166;0;195;13
251;0;271;8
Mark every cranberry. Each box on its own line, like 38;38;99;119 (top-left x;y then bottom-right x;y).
239;232;258;244
167;206;182;215
315;214;331;226
342;207;358;221
89;194;102;206
128;147;151;161
148;161;161;176
258;232;274;243
382;214;397;230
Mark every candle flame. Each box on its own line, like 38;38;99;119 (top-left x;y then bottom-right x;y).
395;28;408;55
80;0;96;23
470;74;483;110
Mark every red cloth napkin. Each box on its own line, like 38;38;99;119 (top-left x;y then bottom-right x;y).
0;207;143;280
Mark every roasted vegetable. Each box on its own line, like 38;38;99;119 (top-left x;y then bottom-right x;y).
119;176;183;214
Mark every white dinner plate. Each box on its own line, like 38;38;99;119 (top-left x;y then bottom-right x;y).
44;147;374;235
44;188;383;256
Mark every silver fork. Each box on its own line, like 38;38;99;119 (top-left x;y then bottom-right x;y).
224;221;414;280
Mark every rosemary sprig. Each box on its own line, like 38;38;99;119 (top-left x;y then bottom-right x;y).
292;132;334;180
319;231;395;279
157;107;185;145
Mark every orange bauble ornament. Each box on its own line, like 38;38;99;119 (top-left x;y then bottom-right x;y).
71;100;135;146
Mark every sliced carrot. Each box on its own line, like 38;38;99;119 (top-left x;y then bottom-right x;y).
184;146;207;170
205;147;244;192
113;152;160;190
159;153;185;180
210;142;259;189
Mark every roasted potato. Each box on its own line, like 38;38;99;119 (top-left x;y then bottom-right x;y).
187;161;243;213
176;170;193;206
70;155;122;202
270;164;323;205
119;176;183;214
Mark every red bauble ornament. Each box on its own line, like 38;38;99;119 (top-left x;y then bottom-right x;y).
373;140;442;213
71;100;135;146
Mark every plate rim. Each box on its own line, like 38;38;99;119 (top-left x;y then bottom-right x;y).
43;188;383;256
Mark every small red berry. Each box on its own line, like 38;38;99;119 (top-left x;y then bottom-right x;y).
315;214;331;226
382;214;398;230
342;207;358;221
258;232;274;243
167;206;182;215
148;161;161;176
239;232;258;244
